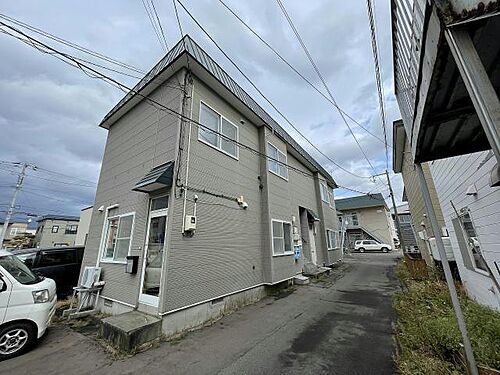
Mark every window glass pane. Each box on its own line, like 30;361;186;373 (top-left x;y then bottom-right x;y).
151;196;168;211
268;144;279;174
104;218;118;258
114;238;130;261
199;104;219;147
327;231;332;248
272;220;283;238
277;151;287;178
38;250;76;267
273;238;284;254
221;118;237;156
283;223;291;252
118;215;133;238
65;224;78;234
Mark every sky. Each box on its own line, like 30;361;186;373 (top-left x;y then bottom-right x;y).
0;0;403;225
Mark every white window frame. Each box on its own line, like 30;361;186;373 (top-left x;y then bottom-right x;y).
267;142;288;180
326;229;339;250
457;209;489;275
198;101;239;160
100;212;136;264
51;225;59;233
271;219;293;256
350;212;359;226
320;182;331;205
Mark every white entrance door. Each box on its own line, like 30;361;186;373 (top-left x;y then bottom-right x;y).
139;196;168;306
308;222;317;264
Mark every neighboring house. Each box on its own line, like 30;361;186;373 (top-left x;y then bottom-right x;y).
391;203;419;254
393;120;449;265
75;206;93;246
335;194;395;250
429;151;500;310
0;222;29;248
391;1;500;310
34;215;79;248
80;36;341;333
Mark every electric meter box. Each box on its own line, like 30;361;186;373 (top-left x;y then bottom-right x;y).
184;215;197;231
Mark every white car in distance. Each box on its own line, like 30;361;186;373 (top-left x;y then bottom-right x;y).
354;240;392;253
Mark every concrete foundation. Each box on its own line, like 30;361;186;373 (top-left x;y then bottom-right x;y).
100;311;162;352
161;286;267;337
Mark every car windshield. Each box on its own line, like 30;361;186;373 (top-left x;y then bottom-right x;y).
0;255;42;285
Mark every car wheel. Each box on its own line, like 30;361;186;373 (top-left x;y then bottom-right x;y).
358;248;365;253
382;247;388;253
0;322;37;361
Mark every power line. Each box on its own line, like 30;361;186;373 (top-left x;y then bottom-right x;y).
150;0;169;49
141;0;167;52
274;0;381;180
33;166;97;186
22;188;92;205
215;0;389;147
0;13;145;75
0;20;380;197
366;0;389;170
175;1;372;180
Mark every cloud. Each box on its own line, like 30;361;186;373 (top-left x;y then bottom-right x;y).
0;0;404;223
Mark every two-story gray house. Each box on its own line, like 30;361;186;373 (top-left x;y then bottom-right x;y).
34;215;79;248
81;36;341;335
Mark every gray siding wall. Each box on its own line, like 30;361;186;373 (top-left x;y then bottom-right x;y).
429;151;500;310
161;75;335;312
401;137;445;264
80;72;184;307
162;77;264;312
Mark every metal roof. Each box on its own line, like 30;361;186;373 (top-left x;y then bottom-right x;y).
99;35;336;187
36;215;80;222
132;161;174;193
334;193;387;211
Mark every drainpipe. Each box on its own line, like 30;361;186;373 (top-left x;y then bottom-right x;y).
415;163;478;375
181;72;195;234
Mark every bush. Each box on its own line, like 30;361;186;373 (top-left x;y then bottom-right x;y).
394;260;500;374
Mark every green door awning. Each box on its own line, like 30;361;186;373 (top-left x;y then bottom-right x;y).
132;161;174;193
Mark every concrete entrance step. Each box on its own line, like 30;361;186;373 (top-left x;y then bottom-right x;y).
100;311;161;352
294;275;310;285
303;266;332;278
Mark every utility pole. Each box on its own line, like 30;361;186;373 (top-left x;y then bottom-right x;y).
415;164;478;374
0;163;34;248
372;170;406;252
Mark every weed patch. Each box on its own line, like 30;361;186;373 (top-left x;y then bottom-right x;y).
393;260;500;374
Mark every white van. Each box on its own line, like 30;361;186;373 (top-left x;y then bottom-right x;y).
0;250;57;360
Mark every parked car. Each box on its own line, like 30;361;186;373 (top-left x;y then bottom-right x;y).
12;246;84;296
354;240;392;253
0;250;57;360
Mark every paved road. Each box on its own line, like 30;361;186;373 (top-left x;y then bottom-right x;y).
1;252;400;375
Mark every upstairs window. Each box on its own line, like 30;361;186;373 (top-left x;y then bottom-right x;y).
320;183;332;205
351;213;359;226
65;224;78;234
267;142;288;180
51;225;59;233
199;102;238;159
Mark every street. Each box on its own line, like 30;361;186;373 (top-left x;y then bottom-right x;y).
1;252;400;375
